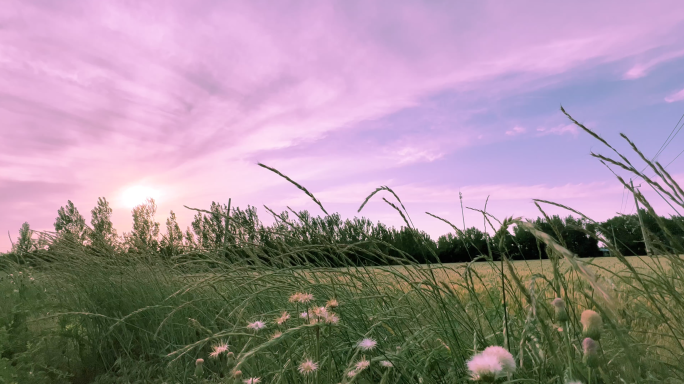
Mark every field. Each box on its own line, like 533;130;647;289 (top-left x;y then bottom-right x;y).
1;250;683;384
2;119;684;384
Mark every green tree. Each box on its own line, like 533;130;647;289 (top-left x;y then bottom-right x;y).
160;210;184;258
12;222;35;254
54;200;90;246
124;198;160;254
88;197;119;253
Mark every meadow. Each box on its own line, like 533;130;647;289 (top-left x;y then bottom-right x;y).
1;110;684;384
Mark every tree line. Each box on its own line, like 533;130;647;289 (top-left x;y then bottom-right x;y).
3;196;683;266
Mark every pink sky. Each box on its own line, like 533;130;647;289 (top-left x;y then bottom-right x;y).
2;1;684;251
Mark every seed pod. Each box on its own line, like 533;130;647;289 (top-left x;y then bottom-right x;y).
580;310;602;340
582;338;599;368
194;358;204;377
552;298;569;323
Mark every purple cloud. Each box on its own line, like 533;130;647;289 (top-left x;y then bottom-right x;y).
2;1;684;251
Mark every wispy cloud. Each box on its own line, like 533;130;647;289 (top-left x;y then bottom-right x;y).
536;124;579;136
665;88;684;103
623;49;684;79
506;126;526;136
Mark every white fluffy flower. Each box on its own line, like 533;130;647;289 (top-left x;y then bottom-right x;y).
467;354;502;381
482;346;516;375
467;345;516;381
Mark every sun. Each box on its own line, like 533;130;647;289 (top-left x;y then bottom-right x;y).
120;185;161;209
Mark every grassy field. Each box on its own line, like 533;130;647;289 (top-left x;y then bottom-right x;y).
1;250;683;384
2;116;684;383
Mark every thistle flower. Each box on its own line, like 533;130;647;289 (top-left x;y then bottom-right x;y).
194;358;204;377
581;310;602;340
355;359;370;371
298;359;319;375
312;306;328;318
247;321;266;331
209;342;229;359
243;378;261;384
467;346;516;382
232;370;242;378
482;346;516;375
380;360;393;368
347;369;359;378
324;313;340;324
326;298;339;308
582;337;599;368
357;338;377;351
275;311;290;325
300;312;309;318
467;353;502;382
552;298;569;323
290;292;314;303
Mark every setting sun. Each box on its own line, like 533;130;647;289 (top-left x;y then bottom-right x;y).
120;185;160;209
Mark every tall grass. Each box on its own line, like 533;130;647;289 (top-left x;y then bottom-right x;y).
1;108;683;383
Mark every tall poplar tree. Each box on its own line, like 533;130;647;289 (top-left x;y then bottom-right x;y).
160;210;184;257
89;197;119;252
54;200;90;246
125;197;160;254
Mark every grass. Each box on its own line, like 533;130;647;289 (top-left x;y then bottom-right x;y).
1;109;684;383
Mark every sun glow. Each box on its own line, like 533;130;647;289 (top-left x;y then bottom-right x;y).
120;185;160;208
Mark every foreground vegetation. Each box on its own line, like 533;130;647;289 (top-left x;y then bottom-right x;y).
2;108;684;383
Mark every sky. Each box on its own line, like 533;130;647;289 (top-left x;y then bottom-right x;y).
2;1;684;251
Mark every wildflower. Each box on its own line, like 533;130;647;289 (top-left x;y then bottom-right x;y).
552;298;569;322
209;343;229;359
243;378;261;384
247;321;266;331
347;369;359;378
482;346;516;375
380;360;393;368
357;338;377;351
298;359;319;375
467;346;516;382
324;313;340;325
290;292;314;303
355;359;370;371
582;337;599;368
276;311;290;325
194;358;204;377
270;331;283;340
580;310;602;340
232;370;242;378
326;298;339;308
313;306;328;318
467;353;501;382
300;312;309;318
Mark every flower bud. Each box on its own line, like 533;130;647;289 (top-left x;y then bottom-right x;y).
194;358;204;377
582;338;599;368
552;298;568;323
580;310;602;340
